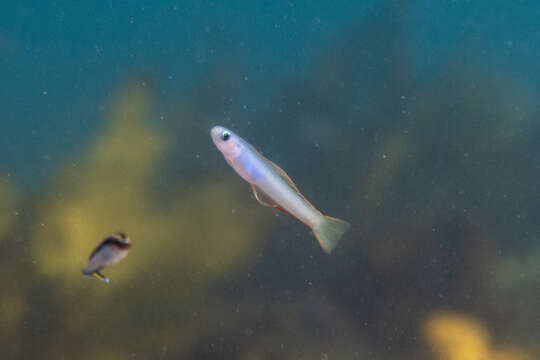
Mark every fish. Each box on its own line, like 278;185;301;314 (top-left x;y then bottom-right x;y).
82;232;131;283
211;126;350;253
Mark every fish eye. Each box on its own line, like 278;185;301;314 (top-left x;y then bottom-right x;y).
221;131;231;141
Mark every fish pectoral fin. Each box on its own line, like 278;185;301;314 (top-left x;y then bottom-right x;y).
251;184;273;207
250;184;296;218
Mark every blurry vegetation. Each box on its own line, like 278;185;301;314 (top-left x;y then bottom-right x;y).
1;1;540;359
0;179;17;242
0;179;21;344
425;312;533;360
31;81;265;289
2;80;268;359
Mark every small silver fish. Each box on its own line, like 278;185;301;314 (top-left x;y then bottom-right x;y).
82;232;131;283
211;126;350;253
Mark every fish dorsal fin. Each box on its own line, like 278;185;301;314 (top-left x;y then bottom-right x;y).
250;184;296;218
253;147;302;193
256;153;321;214
263;157;302;194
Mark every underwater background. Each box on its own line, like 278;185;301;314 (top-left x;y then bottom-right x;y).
1;1;539;359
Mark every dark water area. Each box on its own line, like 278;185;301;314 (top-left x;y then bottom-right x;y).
1;1;539;359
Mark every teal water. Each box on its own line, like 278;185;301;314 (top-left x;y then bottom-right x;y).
1;1;539;359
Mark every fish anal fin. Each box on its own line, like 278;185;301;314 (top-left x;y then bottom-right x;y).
250;184;296;218
272;204;295;218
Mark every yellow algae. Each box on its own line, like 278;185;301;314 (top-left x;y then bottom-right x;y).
31;80;265;292
0;180;18;242
424;312;534;360
493;348;533;360
77;348;128;360
31;82;167;282
0;293;25;333
424;312;491;360
91;85;167;179
494;247;540;289
28;80;268;343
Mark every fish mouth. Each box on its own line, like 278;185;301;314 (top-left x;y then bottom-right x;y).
210;126;225;142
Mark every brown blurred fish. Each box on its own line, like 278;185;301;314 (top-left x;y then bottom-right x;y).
82;232;131;284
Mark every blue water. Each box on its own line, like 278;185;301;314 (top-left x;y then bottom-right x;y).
1;1;539;359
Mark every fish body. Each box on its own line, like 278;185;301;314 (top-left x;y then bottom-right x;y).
82;232;131;283
211;126;350;253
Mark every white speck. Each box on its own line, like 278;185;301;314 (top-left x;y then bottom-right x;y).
321;353;328;360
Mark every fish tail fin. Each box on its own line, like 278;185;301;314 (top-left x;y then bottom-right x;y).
95;270;110;284
82;269;110;283
313;216;351;254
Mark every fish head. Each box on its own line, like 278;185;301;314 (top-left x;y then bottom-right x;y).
211;126;243;160
114;232;131;247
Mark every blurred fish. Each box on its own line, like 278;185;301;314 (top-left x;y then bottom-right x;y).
211;126;350;253
82;232;131;283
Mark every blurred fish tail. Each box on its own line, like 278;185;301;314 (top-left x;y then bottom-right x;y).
94;270;109;283
313;216;351;254
82;268;109;283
